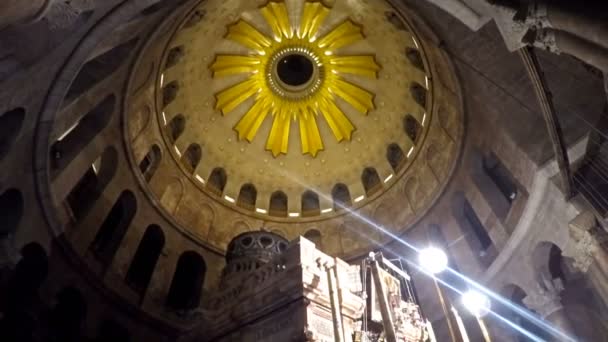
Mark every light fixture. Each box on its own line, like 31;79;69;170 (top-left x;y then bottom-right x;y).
422;112;427;126
289;212;300;217
162;111;167;125
412;37;419;48
256;208;268;214
384;174;394;183
407;146;415;158
195;175;205;184
418;247;448;274
224;195;235;203
461;289;491;317
354;195;365;203
160;73;164;86
174;146;181;156
321;208;333;214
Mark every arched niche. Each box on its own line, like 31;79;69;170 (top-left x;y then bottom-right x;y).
332;183;351;210
269;191;288;217
237;183;257;211
126;225;165;294
90;190;137;268
166;251;206;310
0;107;25;160
301;190;320;217
0;188;24;238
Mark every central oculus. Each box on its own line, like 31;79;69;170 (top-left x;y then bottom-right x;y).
211;0;380;157
277;54;314;87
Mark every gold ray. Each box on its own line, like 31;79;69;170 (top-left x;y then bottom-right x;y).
234;96;271;141
329;56;380;77
318;96;355;141
261;2;293;40
210;55;262;77
267;110;291;156
226;20;273;52
317;20;364;51
299;2;330;40
330;78;375;114
215;78;260;115
299;108;324;156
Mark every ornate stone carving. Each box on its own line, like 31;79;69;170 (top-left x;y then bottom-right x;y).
524;273;564;318
569;212;605;273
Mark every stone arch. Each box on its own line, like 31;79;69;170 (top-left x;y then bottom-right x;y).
426;144;442;179
165;45;185;69
269;191;288;217
237;183;257;210
332;183;351;210
139;144;161;182
304;229;322;249
126;225;165;294
129;105;151;141
362;167;382;196
166;113;185;143
162;81;179;107
51;94;115;176
180;143;201;173
387;143;405;172
65;146;118;223
49;287;87;341
65;39;138;101
207;167;227;196
403;177;419;208
410;82;427;108
451;192;495;266
403;114;421;144
405;48;425;71
470;149;518;221
0;188;24;238
90;190;137;268
160;178;185;214
301;190;320;217
166;251;206;310
0;107;25;160
531;241;567;285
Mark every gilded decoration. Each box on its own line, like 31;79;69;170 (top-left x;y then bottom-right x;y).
211;1;380;157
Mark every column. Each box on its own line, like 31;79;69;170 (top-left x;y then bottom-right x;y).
569;211;608;307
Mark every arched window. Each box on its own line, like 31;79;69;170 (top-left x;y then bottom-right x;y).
269;191;288;217
362;167;382;196
207;167;227;195
332;183;351;210
470;150;518;220
387;143;405;172
51;95;115;176
237;183;257;210
0;107;25;160
166;251;206;310
162;81;179;107
97;319;131;342
14;243;48;293
181;143;201;173
0;188;23;238
165;46;185;69
126;225;165;294
410;82;426;107
90;190;137;268
66;147;118;223
452;193;495;266
403;115;421;143
66;39;138;101
304;229;322;248
166;114;185;142
301;191;320;217
405;48;425;71
49;287;87;342
139;144;161;182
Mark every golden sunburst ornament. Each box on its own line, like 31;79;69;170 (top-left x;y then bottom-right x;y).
211;0;380;157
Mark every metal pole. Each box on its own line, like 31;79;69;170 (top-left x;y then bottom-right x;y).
433;278;461;342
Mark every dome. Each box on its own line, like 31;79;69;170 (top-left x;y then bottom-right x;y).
124;0;463;257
